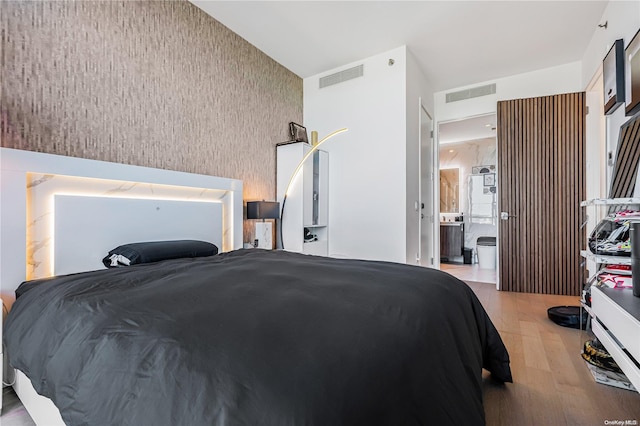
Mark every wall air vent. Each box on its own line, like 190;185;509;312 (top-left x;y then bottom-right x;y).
319;65;364;89
445;83;496;103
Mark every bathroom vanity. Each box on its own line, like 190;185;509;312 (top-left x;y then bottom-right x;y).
440;222;464;261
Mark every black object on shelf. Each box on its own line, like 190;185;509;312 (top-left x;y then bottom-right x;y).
631;221;640;297
463;247;473;264
589;215;632;257
303;227;317;243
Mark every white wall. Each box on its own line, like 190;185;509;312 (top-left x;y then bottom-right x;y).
304;46;408;262
581;1;640;89
581;1;639;277
434;0;640;201
302;1;639;263
434;61;583;124
433;2;639;281
581;0;640;197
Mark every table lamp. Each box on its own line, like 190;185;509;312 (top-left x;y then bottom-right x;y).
247;201;280;249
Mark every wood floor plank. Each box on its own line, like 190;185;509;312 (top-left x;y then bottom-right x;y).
518;320;541;337
521;334;552;371
523;367;569;425
557;386;600;425
539;330;584;393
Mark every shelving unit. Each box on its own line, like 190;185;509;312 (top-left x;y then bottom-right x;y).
276;142;329;256
580;197;640;276
580;197;640;393
580;197;640;207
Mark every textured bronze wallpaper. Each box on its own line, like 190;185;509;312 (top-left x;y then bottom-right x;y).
0;0;302;243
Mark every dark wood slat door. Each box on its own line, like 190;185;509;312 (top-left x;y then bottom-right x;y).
497;93;585;295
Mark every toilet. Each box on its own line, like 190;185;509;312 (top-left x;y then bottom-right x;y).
476;236;496;270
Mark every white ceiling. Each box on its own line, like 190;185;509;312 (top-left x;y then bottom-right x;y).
439;114;497;144
192;0;609;92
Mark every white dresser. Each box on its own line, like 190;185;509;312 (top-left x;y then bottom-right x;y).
591;286;640;392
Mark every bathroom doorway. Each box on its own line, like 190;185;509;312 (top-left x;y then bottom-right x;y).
437;114;497;284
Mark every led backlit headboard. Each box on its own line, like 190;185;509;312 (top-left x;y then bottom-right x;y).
0;148;243;308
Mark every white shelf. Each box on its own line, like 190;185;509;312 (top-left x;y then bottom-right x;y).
580;197;640;207
302;240;328;256
580;250;632;265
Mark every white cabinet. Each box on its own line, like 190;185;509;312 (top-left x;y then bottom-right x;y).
591;286;640;392
277;142;329;255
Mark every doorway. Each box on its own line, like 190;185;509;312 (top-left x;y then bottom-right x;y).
437;113;498;285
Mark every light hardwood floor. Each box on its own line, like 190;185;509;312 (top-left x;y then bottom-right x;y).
3;282;639;425
468;280;640;425
441;262;497;284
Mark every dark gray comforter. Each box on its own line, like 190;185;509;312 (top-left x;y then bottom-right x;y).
4;249;511;425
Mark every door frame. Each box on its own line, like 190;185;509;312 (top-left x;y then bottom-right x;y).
436;112;499;288
584;64;605;281
418;99;437;267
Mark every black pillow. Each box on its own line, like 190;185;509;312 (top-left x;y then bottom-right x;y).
102;240;218;268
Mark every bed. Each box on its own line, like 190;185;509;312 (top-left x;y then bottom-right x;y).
1;148;511;425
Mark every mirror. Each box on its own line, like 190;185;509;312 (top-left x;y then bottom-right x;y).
440;168;459;213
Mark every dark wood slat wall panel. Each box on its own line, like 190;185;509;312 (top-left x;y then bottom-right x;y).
497;93;585;295
609;116;640;200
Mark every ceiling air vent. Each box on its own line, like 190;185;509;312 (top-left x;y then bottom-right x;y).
446;83;496;103
319;65;364;89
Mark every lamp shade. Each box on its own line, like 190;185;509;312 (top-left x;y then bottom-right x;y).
247;201;280;220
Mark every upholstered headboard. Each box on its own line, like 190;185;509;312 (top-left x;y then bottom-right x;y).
0;148;243;308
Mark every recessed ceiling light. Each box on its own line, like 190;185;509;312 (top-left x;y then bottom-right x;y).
485;124;492;127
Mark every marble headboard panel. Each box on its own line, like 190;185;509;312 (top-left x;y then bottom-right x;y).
0;148;242;308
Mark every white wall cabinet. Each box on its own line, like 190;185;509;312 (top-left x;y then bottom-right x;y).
277;142;329;255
